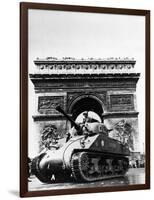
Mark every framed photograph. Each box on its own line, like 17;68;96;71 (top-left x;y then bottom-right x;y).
20;2;150;197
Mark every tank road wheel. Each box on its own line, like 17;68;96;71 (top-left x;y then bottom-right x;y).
122;159;129;173
31;153;53;183
80;153;89;173
117;159;127;175
102;159;111;175
98;158;106;176
112;159;120;175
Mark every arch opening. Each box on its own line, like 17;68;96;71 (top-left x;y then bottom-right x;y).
70;96;103;122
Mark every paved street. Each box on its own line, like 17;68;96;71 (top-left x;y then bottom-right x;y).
28;168;145;191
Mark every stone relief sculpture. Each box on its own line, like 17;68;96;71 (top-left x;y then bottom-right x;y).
110;120;134;151
38;96;64;114
40;125;60;150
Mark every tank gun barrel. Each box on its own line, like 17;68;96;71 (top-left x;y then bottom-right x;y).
55;106;81;132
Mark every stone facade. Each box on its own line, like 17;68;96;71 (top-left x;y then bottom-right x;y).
29;57;140;156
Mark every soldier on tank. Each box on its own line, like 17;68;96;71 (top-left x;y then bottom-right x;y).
82;111;99;123
82;111;99;138
82;111;90;123
66;111;92;141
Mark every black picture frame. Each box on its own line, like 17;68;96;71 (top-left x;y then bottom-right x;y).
20;2;150;197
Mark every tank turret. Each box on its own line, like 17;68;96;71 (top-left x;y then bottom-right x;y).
31;106;130;183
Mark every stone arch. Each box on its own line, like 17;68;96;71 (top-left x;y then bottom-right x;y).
68;94;104;121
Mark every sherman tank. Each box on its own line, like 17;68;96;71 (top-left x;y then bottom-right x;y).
31;106;130;183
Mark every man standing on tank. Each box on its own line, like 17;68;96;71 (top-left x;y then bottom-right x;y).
82;111;99;123
82;111;91;123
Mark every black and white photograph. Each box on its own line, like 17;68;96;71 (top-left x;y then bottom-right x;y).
20;3;150;197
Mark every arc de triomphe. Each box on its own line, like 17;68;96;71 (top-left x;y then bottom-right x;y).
29;57;140;158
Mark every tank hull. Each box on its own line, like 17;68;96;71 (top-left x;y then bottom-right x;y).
31;133;130;183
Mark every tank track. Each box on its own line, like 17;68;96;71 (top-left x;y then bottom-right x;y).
70;151;129;182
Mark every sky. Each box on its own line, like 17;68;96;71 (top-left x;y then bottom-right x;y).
28;9;145;155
